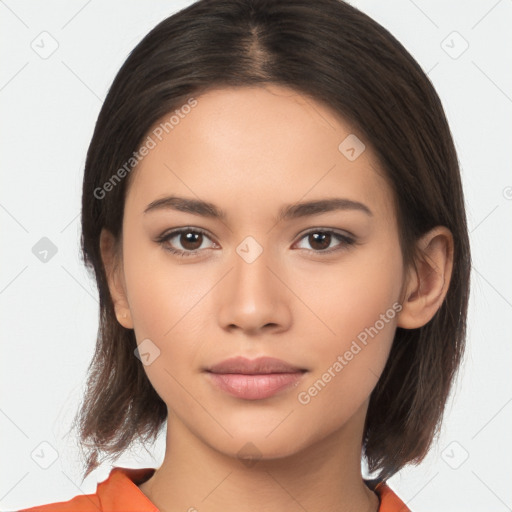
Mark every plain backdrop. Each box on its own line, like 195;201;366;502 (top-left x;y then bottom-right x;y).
1;1;511;511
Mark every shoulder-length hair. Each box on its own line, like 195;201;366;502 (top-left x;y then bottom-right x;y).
73;0;471;483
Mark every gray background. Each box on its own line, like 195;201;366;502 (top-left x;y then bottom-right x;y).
1;1;511;510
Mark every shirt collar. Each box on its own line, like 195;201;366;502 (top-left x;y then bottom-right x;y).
100;467;410;512
96;466;158;511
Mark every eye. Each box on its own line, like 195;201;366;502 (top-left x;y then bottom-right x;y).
156;227;217;257
156;227;356;258
294;229;356;254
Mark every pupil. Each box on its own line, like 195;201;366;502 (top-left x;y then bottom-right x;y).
310;233;330;250
182;232;202;250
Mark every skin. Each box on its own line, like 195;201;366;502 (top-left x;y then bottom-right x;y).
100;84;453;512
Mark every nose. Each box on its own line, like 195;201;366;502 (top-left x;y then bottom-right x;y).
216;241;292;335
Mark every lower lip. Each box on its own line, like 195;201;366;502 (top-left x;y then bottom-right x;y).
206;372;305;400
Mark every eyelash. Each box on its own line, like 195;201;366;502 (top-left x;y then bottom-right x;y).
155;227;356;258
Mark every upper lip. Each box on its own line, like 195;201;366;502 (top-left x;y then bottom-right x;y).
206;356;306;375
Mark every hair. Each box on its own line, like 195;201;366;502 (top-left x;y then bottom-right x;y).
71;0;471;483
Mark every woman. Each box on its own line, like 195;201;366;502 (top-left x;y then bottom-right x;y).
19;0;471;510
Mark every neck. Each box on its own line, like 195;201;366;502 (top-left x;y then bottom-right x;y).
138;403;379;512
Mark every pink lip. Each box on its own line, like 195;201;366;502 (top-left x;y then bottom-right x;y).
205;356;307;400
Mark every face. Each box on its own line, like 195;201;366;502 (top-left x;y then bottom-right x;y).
109;84;408;461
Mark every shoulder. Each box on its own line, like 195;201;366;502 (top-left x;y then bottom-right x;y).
374;481;411;512
17;467;158;512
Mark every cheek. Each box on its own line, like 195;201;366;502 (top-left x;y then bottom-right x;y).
293;243;403;411
120;233;217;404
297;238;403;345
122;228;210;341
293;305;398;440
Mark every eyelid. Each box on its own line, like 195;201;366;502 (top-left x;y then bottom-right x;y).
296;226;356;241
156;226;213;241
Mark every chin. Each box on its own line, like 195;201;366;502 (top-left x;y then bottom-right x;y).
199;424;315;465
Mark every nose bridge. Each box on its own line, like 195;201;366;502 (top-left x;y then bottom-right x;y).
233;235;278;304
217;234;289;331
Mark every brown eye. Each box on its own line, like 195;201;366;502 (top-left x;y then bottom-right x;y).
308;232;331;251
179;231;203;251
156;228;216;257
295;229;355;253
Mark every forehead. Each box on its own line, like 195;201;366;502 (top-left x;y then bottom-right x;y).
126;84;395;223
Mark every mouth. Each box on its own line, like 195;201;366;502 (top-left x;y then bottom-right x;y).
204;356;308;400
206;356;306;374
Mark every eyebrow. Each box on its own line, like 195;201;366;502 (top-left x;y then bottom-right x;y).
143;195;373;222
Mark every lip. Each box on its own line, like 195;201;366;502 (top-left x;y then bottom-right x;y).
205;356;307;400
206;356;305;374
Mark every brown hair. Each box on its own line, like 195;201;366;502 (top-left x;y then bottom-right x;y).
71;0;471;483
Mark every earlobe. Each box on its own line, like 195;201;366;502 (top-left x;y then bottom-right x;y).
396;226;454;329
99;228;134;329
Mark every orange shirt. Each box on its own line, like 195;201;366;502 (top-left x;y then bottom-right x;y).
18;466;410;512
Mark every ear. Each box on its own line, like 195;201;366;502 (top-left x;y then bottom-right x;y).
99;228;134;329
396;226;454;329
